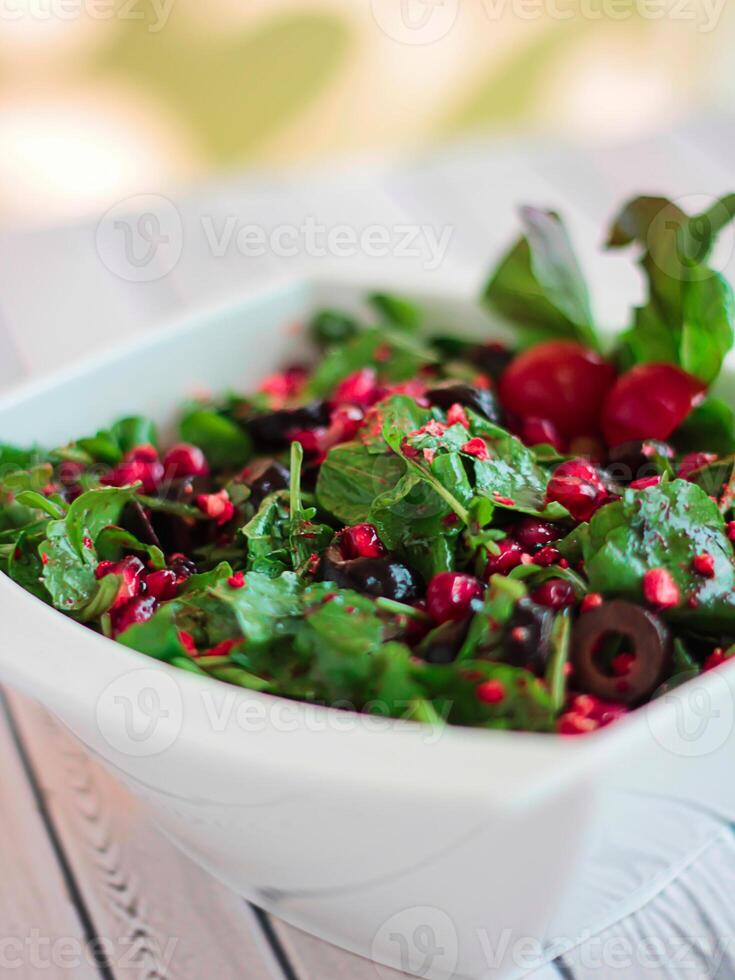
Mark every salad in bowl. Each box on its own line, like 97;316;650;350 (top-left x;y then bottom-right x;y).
3;193;735;738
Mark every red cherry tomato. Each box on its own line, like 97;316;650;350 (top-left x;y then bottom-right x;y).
499;341;616;439
602;363;706;447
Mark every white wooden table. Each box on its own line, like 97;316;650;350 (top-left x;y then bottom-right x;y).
1;122;734;979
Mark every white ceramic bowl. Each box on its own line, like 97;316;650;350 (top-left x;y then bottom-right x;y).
2;279;735;980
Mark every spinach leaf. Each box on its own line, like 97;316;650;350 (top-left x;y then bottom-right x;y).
308;327;435;397
608;194;735;384
673;397;735;456
316;441;406;525
368;292;422;331
40;486;138;614
309;309;358;348
483;207;598;349
583;480;735;630
74;416;158;464
7;529;49;602
179;408;252;469
95;526;165;569
0;444;47;472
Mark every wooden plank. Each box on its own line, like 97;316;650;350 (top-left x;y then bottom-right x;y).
4;690;285;980
0;697;99;979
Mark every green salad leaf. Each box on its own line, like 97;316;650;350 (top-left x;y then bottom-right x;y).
608;195;735;384
583;479;735;630
483;206;598;349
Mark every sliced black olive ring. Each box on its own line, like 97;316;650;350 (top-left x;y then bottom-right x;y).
572;599;672;706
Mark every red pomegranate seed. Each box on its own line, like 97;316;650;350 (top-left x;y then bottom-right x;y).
531;578;576;609
177;630;198;656
102;445;164;494
111;595;157;636
558;694;627;734
519;417;565;452
580;592;603;613
485;538;525;576
333;368;383;407
145;569;178;601
204;639;239;658
476;679;506;704
558;712;599;735
228;571;246;589
704;648;731;671
258;366;307;405
95;555;144;610
340;524;387;559
426;572;484;624
692;552;715;578
677;452;718;481
196;489;235;525
643;568;680;609
533;545;561;567
546;458;607;522
499;340;616;439
612;652;636;676
461;438;490;461
513;517;562;550
446;403;470;429
630;475;662;490
163;443;209;479
601;363;706;447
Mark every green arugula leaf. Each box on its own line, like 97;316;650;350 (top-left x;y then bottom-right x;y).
286;442;334;572
483;206;598;349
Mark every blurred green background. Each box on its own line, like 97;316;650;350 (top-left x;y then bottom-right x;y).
0;0;732;223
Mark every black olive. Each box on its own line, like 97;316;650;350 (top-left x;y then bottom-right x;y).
472;343;514;382
504;599;555;676
245;401;331;450
169;554;197;580
417;616;472;665
242;459;290;509
425;382;502;424
151;475;212;554
320;544;421;602
572;599;672;706
605;440;673;485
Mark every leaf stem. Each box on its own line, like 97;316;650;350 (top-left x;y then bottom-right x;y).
290;440;304;516
545;611;570;713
